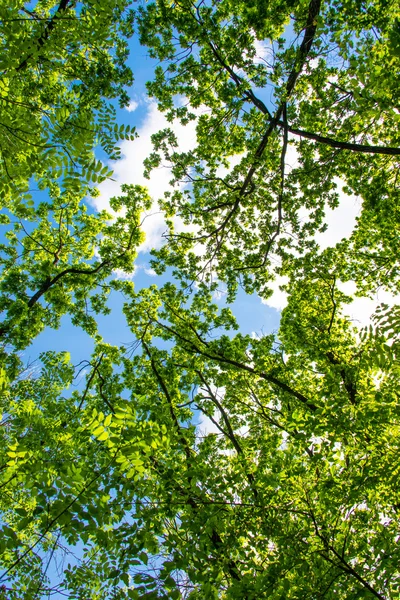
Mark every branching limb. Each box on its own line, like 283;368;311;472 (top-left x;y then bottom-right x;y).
17;0;76;71
0;454;117;583
142;341;193;460
285;124;400;156
152;317;317;412
77;353;114;413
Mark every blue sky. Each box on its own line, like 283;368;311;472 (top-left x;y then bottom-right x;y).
8;12;400;600
27;25;397;374
29;34;286;369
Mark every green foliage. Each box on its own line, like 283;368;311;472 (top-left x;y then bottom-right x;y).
0;0;400;598
139;0;400;300
0;183;148;349
0;0;135;206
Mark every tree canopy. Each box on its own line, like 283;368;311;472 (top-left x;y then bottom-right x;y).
0;0;399;598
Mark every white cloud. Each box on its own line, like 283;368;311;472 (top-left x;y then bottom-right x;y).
97;99;397;329
253;38;272;65
212;286;227;301
338;281;399;329
95;101;198;253
126;100;139;113
285;141;300;170
112;266;137;280
197;412;221;436
262;275;400;329
112;263;160;281
196;384;226;437
262;275;289;312
314;184;361;251
215;153;243;179
262;180;362;313
236;35;272;78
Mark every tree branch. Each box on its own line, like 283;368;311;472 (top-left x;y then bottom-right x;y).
152;317;317;412
17;0;76;71
285;125;400;155
196;371;258;498
0;454;114;583
205;0;322;236
142;341;193;460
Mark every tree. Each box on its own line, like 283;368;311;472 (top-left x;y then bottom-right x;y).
1;0;400;598
0;0;136;202
139;0;400;298
0;0;142;350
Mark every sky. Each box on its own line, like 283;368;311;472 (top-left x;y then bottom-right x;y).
30;35;285;365
9;0;397;456
29;23;399;375
34;32;398;438
8;10;400;599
